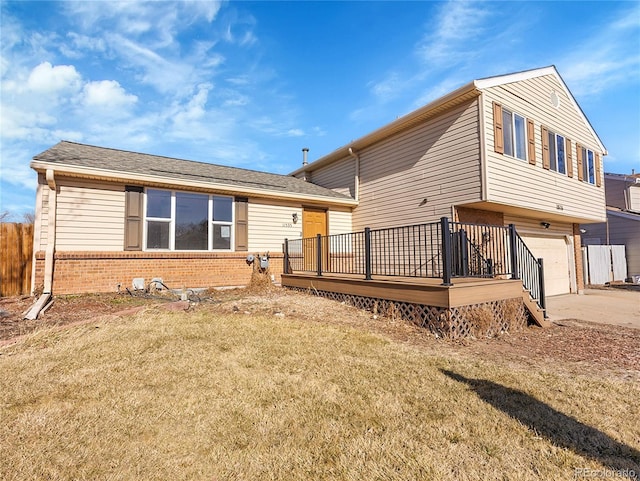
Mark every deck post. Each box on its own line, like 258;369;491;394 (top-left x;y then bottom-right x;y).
283;239;289;275
459;229;469;277
538;257;547;316
364;227;372;280
509;224;519;279
316;234;322;276
440;217;453;286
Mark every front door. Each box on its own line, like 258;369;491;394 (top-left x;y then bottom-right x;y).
302;208;327;272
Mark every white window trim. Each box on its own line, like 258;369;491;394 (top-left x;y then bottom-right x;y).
503;107;528;162
584;147;596;185
143;188;235;252
548;130;567;176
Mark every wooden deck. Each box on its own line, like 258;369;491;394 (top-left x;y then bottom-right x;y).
281;273;524;309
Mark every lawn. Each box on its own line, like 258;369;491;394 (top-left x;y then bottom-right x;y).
1;292;638;480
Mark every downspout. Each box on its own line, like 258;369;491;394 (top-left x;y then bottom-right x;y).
43;168;57;294
348;147;360;201
24;169;56;320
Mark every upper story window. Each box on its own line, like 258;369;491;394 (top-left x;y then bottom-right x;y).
502;108;527;161
547;130;566;175
145;188;234;251
492;102;535;165
581;146;596;185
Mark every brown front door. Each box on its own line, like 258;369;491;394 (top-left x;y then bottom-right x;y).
302;208;327;272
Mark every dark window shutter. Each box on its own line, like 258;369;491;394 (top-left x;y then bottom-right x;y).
576;143;584;181
493;102;504;154
541;126;550;170
527;119;536;165
566;138;573;178
235;197;248;251
595;153;602;187
124;186;143;251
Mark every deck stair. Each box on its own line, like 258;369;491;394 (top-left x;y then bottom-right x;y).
521;288;550;327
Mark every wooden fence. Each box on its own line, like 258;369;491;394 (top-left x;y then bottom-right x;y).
0;223;34;297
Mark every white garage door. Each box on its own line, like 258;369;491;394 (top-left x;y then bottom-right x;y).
520;235;571;296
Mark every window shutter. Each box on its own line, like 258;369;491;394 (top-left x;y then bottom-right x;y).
235;197;248;251
527;119;536;165
541;126;550;170
576;143;584;181
124;185;143;251
595;153;602;187
566;138;573;178
492;102;504;154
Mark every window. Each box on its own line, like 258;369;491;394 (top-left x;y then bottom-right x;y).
145;189;234;250
502;108;527;161
542;128;567;175
583;147;595;184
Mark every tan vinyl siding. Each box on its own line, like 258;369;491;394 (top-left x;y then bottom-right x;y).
352;99;481;230
328;208;353;235
248;201;303;252
55;179;125;251
311;157;355;198
482;74;606;223
504;214;573;237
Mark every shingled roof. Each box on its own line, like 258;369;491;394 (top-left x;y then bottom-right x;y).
32;141;354;203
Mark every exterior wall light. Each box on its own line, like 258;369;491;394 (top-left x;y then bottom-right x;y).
540;222;551;229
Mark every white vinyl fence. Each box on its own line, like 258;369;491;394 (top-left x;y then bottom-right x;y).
582;245;627;285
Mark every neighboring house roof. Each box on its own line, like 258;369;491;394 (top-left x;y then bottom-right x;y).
606;206;640;221
32;141;356;206
291;65;606;176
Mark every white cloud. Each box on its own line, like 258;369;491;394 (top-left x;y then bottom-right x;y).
287;129;304;137
416;0;490;66
27;61;82;94
560;6;640;98
82;80;138;108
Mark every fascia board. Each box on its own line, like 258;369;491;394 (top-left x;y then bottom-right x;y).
30;161;358;207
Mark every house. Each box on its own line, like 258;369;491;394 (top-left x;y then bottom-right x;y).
29;65;607;334
581;172;640;280
29;141;356;295
289;66;607;297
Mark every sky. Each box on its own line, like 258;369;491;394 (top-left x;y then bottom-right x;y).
1;0;639;217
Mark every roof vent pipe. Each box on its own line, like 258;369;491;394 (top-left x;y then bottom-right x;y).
302;147;309;166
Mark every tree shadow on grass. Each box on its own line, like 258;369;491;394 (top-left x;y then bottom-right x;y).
440;369;640;474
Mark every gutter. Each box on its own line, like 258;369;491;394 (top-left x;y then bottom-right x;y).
30;161;358;208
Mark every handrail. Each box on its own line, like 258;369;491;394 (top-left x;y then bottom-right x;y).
283;217;546;315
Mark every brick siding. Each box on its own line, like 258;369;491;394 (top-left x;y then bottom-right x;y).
33;251;284;295
572;223;585;292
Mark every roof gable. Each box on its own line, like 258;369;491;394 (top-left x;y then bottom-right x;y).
474;65;606;154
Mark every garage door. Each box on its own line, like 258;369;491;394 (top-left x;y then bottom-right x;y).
520;235;571;296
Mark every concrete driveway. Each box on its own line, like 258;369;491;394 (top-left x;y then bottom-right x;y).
545;288;640;329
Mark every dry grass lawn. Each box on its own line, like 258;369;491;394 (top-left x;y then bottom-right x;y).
1;292;639;481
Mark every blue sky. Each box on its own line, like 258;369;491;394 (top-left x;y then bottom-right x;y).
1;0;639;217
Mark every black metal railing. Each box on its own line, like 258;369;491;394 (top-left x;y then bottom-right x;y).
283;217;546;314
513;233;546;312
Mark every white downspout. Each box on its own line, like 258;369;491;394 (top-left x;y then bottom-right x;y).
348;147;360;201
43;169;57;294
24;169;56;320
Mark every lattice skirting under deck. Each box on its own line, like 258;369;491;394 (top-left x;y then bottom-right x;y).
286;287;528;339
